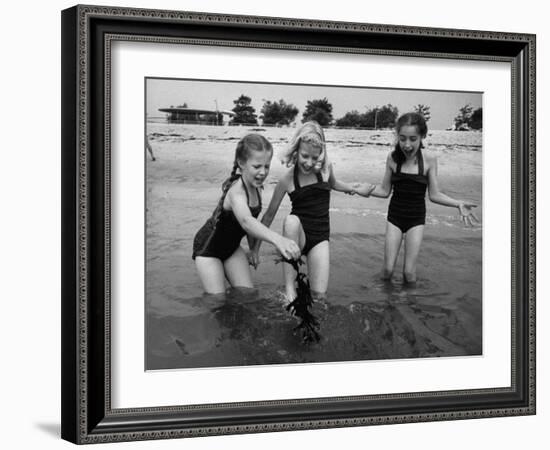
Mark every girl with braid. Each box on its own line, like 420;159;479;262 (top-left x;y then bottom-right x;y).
192;134;301;294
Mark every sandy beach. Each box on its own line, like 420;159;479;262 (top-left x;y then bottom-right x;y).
145;123;482;370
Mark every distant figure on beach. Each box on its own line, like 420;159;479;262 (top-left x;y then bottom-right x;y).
354;112;479;284
192;134;301;294
146;136;156;161
252;121;355;302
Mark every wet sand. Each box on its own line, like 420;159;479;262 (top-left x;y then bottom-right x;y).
145;123;482;370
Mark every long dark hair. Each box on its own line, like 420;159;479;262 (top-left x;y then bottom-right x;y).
391;112;428;165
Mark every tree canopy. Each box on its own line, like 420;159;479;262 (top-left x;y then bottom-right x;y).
230;95;258;125
413;104;431;122
334;104;398;129
469;107;483;130
260;99;299;126
335;110;364;128
454;104;482;130
374;104;399;128
302;98;333;126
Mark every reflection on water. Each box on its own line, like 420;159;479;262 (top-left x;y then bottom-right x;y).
146;277;481;370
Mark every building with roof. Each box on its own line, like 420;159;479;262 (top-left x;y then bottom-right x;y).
158;107;235;125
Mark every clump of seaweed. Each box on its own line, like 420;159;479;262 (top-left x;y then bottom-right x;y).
280;257;321;343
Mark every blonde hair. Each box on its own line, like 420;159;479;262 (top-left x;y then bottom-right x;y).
281;121;328;173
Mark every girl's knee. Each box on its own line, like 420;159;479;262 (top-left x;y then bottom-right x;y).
283;215;301;236
283;214;300;229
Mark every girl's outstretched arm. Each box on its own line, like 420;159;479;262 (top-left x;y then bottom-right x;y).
328;163;354;194
427;156;479;226
228;182;300;260
355;153;393;198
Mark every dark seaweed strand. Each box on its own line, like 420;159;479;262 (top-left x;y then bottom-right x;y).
283;258;321;343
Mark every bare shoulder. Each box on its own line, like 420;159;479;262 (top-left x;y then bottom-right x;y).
225;179;246;208
278;167;294;190
321;162;334;181
385;152;396;170
423;152;439;171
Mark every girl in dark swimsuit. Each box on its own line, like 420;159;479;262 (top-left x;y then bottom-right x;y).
193;134;300;294
354;112;478;284
252;122;355;302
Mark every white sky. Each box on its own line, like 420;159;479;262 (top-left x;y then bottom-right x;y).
146;78;482;130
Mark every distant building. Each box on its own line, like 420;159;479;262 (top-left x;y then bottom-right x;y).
158;107;235;125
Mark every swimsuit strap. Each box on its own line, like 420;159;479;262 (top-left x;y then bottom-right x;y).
240;176;251;203
240;177;262;208
396;149;424;175
293;164;301;189
256;188;262;208
293;164;324;188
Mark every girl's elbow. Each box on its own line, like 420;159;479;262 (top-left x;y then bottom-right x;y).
428;194;439;203
241;216;256;233
378;185;391;198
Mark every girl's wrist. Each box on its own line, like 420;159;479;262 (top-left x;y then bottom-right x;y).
273;235;283;248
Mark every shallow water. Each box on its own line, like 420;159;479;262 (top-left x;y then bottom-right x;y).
146;262;481;370
146;231;482;370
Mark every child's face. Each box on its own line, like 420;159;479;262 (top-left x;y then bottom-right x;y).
297;141;322;175
239;149;272;188
398;125;423;159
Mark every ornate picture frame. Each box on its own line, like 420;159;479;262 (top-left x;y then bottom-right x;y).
61;5;535;444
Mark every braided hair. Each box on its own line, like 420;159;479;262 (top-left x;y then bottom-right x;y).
391;112;428;165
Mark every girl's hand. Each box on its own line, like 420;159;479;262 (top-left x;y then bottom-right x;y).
275;237;301;261
247;250;260;269
353;183;376;197
458;202;479;226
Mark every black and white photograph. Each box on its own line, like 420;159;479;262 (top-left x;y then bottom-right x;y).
145;78;483;370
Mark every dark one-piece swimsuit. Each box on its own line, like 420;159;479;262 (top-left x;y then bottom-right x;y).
387;150;428;233
192;178;262;261
288;165;331;255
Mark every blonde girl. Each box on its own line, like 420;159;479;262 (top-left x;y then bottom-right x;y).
252;122;354;301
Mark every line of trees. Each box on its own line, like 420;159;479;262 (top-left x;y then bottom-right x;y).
335;104;400;129
226;94;481;130
228;95;337;127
